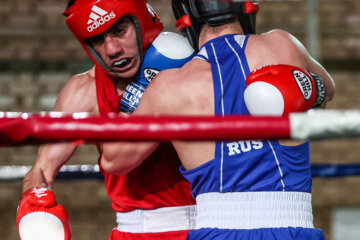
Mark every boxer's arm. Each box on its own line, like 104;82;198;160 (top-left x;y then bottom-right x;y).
18;68;98;240
101;33;194;174
23;145;77;192
286;30;335;105
101;137;160;175
101;71;174;175
249;30;335;146
306;56;335;106
23;69;98;191
257;30;335;107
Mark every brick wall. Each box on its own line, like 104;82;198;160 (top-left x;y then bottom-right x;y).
0;0;359;239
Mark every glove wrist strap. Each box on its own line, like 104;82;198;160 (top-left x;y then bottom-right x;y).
310;73;326;108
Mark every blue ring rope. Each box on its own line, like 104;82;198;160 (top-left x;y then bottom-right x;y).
55;164;360;180
311;164;360;178
1;164;360;182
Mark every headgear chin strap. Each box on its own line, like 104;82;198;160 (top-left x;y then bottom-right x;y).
64;0;163;77
172;0;259;50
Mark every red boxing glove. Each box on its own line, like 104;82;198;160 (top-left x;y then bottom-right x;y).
244;64;326;116
16;188;71;240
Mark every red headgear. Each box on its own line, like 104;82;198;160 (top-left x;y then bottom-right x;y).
64;0;164;76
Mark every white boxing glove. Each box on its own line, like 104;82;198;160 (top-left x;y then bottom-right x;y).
120;32;195;113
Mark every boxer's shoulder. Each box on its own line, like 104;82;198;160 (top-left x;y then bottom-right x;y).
55;67;98;113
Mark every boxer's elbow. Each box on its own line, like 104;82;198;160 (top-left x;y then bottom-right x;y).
100;159;125;175
100;155;129;175
101;142;158;175
100;146;139;175
100;154;113;174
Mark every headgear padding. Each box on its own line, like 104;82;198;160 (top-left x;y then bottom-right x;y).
64;0;164;76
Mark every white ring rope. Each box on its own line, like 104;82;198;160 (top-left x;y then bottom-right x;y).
290;110;360;140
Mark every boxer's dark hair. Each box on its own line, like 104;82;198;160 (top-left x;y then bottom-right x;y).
66;0;77;9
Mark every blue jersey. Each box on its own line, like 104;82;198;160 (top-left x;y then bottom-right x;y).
180;34;324;240
181;34;312;197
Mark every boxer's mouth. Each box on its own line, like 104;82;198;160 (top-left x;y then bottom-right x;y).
113;58;132;69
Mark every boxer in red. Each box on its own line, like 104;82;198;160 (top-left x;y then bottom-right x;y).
16;1;195;239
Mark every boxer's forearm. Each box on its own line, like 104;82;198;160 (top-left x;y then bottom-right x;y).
101;141;159;175
22;166;47;193
23;143;77;193
101;32;195;175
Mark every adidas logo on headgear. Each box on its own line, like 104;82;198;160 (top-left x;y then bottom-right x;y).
87;5;116;32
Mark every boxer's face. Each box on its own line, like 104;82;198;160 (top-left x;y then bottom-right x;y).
88;18;141;79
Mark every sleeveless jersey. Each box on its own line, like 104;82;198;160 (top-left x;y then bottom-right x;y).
181;34;312;196
95;66;195;213
180;34;323;240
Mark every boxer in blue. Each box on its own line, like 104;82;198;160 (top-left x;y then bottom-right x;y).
101;0;336;239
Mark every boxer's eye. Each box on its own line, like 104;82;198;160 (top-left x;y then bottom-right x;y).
111;20;130;37
114;26;125;35
87;35;104;46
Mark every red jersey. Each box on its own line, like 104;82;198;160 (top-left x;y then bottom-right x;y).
95;66;195;212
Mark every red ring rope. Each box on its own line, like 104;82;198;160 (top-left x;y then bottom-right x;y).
0;114;290;146
0;110;359;146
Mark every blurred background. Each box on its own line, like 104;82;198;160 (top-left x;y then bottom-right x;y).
0;0;359;239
